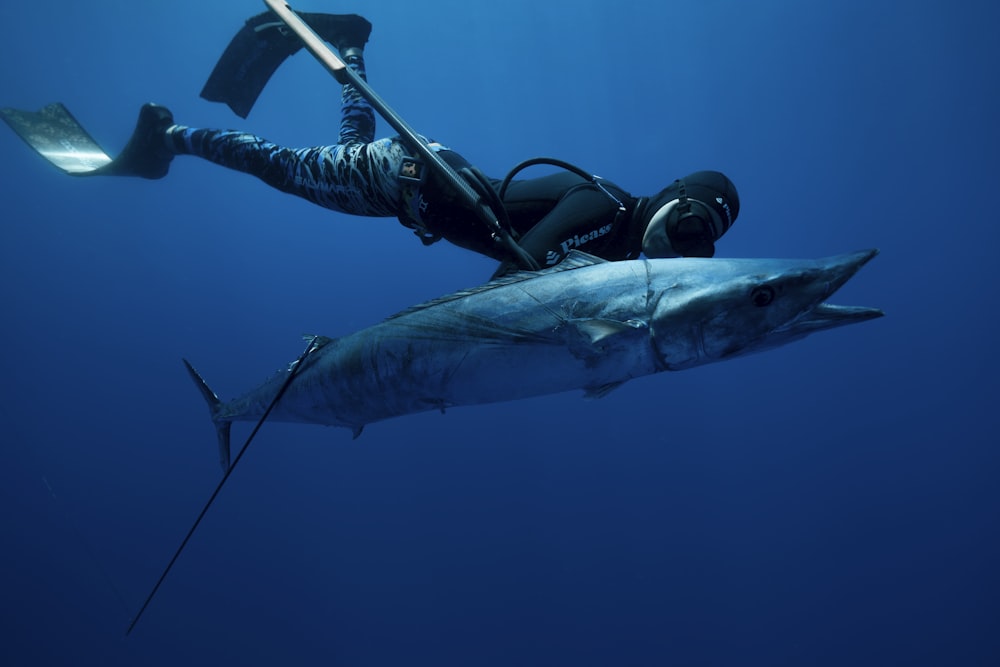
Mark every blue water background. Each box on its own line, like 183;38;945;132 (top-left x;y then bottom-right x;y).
1;1;997;665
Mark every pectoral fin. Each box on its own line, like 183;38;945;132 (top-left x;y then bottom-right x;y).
565;318;648;359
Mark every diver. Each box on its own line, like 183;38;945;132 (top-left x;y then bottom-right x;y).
0;11;740;273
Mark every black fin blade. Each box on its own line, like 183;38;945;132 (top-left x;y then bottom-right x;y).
200;11;304;118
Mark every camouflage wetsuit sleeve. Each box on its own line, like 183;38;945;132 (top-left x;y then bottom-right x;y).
167;54;407;217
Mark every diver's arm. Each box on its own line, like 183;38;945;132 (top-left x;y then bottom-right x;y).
509;184;625;267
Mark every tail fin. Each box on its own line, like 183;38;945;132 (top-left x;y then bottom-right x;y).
182;359;233;473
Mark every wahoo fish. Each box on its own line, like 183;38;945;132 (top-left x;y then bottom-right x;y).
185;250;882;470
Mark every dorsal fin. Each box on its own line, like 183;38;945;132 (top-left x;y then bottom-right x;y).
549;250;609;269
386;251;608;321
583;380;627;399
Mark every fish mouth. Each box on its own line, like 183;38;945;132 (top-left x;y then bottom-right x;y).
789;302;885;333
779;248;884;334
825;248;880;292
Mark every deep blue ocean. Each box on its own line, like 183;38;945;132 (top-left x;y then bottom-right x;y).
2;1;997;665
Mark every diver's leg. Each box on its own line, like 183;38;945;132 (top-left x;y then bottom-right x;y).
165;126;405;216
163;16;400;217
165;35;401;217
166;20;388;214
336;48;375;145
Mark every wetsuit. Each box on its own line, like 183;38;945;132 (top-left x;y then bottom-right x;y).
500;173;643;266
167;53;648;268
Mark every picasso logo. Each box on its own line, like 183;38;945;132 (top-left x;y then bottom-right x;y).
559;224;613;255
717;196;733;227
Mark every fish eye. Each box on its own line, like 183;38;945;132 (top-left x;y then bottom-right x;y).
750;285;775;307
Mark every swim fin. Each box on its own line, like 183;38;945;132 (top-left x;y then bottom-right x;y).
0;102;174;178
1;103;113;174
200;11;372;118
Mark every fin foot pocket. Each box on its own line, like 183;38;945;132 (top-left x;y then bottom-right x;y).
300;13;372;52
87;103;175;179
